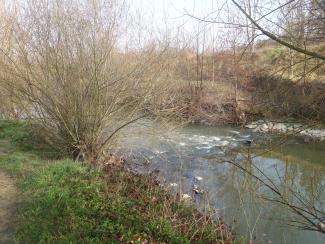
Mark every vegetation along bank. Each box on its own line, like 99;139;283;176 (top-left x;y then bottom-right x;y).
0;120;235;243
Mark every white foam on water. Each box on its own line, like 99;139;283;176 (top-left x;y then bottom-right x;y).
195;144;215;150
216;141;230;147
211;136;221;141
240;134;251;138
169;183;177;187
195;176;203;181
154;150;168;154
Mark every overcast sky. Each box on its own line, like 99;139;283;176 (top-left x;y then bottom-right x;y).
125;0;280;50
125;0;236;49
128;0;226;31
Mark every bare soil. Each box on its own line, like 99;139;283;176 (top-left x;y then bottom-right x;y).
0;171;19;244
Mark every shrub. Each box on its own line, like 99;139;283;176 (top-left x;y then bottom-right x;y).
250;73;325;122
0;0;164;161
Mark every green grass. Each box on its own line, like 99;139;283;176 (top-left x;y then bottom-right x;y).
0;120;233;243
0;120;32;150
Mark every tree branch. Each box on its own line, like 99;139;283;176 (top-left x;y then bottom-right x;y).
231;0;325;61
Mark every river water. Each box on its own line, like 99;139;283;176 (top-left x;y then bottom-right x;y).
116;121;325;243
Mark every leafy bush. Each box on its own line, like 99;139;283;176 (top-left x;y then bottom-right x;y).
263;47;286;64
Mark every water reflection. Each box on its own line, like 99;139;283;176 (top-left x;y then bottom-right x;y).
116;122;325;244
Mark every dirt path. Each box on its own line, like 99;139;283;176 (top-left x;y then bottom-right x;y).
0;171;19;244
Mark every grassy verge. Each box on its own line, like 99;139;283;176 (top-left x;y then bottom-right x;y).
0;120;234;243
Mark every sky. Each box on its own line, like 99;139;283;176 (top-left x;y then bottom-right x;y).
125;0;239;50
4;0;280;51
128;0;227;31
125;0;280;50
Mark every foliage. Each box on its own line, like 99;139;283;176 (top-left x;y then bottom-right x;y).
263;47;287;64
14;162;230;243
0;120;59;158
0;120;32;150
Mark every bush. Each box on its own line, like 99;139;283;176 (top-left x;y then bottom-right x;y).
250;73;325;122
0;0;163;161
263;47;286;64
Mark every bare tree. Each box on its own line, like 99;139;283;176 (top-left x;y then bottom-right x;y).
0;0;169;161
231;0;325;61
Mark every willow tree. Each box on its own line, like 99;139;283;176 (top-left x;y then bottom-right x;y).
0;0;168;161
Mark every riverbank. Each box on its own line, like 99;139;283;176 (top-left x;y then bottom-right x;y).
246;120;325;142
0;120;234;243
154;73;325;127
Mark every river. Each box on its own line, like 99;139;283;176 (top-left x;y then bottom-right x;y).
116;121;325;243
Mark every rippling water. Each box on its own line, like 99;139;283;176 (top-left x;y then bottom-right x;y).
116;121;325;244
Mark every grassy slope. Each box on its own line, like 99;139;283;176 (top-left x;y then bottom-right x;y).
255;40;325;81
0;120;233;243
